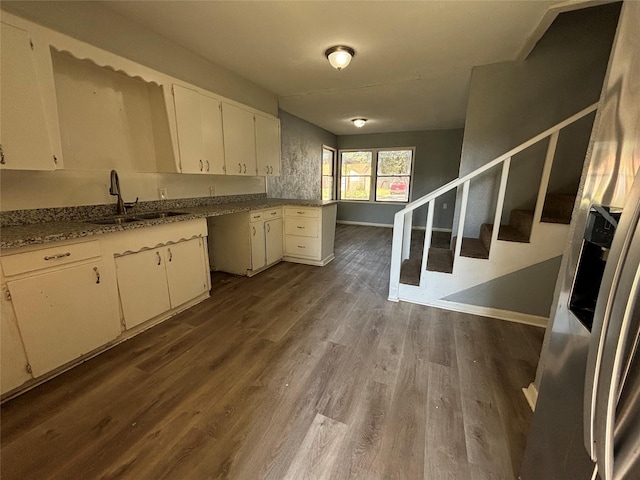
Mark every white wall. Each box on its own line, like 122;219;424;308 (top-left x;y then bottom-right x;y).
0;2;278;211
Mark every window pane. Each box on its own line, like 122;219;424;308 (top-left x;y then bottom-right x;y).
322;148;334;175
322;176;334;201
377;150;412;176
340;175;371;200
341;151;372;176
376;176;410;202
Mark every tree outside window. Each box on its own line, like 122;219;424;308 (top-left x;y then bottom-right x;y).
340;151;373;200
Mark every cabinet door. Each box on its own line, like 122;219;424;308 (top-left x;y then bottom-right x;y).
222;103;257;176
265;218;283;265
165;238;209;308
200;95;226;175
250;221;266;270
116;249;171;329
173;84;205;174
0;22;54;171
255;115;281;176
1;290;32;393
7;262;119;377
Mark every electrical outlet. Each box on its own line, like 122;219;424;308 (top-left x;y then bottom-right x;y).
209;185;215;197
158;187;168;200
443;203;448;209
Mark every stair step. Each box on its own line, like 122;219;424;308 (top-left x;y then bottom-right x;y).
426;247;453;273
400;258;421;285
452;236;490;259
542;193;575;224
509;209;534;237
481;223;531;243
480;223;492;252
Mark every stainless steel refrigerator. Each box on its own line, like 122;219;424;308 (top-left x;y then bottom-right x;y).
520;2;640;479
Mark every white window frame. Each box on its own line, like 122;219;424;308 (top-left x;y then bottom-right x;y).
321;145;337;201
338;147;415;204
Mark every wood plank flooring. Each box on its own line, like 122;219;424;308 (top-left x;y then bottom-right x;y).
1;224;544;480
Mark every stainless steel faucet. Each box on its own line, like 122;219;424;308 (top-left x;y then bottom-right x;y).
109;170;138;215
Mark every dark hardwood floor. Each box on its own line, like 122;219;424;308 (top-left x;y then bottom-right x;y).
1;224;544;480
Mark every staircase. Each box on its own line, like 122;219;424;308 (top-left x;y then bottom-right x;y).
389;104;597;309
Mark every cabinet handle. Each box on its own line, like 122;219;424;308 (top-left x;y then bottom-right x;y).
93;266;101;284
297;245;306;249
0;144;5;165
206;160;210;172
297;211;305;215
252;226;256;236
265;166;269;174
168;248;173;262
44;252;71;261
238;163;242;173
271;211;277;215
269;166;273;174
297;226;305;229
243;163;247;174
199;159;204;171
156;251;162;266
267;223;270;233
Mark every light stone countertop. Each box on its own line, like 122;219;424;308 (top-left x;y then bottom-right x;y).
0;198;337;250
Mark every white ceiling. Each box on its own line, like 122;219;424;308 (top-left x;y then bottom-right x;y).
101;1;559;135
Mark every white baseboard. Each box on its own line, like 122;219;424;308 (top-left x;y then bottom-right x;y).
336;220;452;232
427;299;548;328
522;382;539;411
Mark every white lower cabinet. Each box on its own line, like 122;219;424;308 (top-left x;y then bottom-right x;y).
1;240;119;380
1;291;33;393
283;204;337;266
208;208;283;276
116;237;209;330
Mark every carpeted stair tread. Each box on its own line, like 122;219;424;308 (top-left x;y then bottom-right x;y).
542;193;575;223
426;247;453;273
453;236;489;259
481;223;531;243
400;258;421;285
509;209;534;237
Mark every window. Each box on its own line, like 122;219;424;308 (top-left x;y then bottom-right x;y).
339;148;414;203
322;146;336;200
340;151;373;200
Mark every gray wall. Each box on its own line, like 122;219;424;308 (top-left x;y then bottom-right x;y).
444;256;562;317
268;110;337;200
456;3;621;237
336;129;463;229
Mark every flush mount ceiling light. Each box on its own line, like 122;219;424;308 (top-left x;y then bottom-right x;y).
325;45;355;70
352;118;367;128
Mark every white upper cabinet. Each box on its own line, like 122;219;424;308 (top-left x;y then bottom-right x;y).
222;102;257;176
172;84;225;175
255;114;281;177
0;21;56;171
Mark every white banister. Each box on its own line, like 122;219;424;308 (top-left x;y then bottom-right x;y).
453;181;470;268
402;211;412;261
490;157;512;252
388;102;597;300
419;200;436;287
532;131;559;230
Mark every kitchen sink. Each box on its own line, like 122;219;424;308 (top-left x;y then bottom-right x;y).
84;211;187;225
134;211;187;220
87;216;141;225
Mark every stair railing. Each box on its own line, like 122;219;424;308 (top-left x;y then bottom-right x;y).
389;103;598;301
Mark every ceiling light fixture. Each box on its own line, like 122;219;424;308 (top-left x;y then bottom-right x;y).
325;45;355;70
352;118;367;128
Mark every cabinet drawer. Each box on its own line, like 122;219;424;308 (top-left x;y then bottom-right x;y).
251;208;281;222
1;240;102;276
284;217;318;238
284;236;320;259
284;207;319;218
